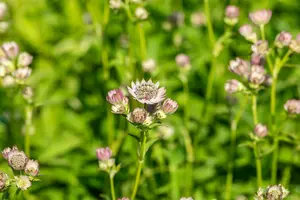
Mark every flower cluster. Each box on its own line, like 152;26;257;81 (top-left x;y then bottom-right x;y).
0;2;8;33
254;184;289;200
1;146;39;191
96;147;120;178
0;41;33;87
107;80;178;130
284;99;300;115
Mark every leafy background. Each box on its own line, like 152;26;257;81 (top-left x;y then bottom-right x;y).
0;0;300;199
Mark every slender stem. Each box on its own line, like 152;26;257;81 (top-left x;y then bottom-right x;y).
204;0;215;47
25;105;33;157
254;142;263;187
205;58;217;101
271;138;279;184
131;130;147;200
137;23;147;61
109;175;116;200
225;97;248;200
251;95;258;125
259;25;265;40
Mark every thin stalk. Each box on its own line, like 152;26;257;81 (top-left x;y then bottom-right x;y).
204;0;216;47
137;23;147;61
254;142;263;187
251;95;258;125
259;25;265;40
131;130;147;200
109;175;116;200
25;105;33;157
225;97;248;200
205;58;217;102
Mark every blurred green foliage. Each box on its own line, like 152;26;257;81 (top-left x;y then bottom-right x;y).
0;0;300;199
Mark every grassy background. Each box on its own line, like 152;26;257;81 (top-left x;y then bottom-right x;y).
0;0;300;199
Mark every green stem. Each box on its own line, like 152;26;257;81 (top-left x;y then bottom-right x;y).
225;97;248;200
259;25;265;40
205;58;217;102
251;95;258;125
254;142;263;187
109;175;116;200
204;0;215;47
25;105;33;157
131;130;147;200
137;23;147;61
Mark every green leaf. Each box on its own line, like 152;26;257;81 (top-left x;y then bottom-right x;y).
128;133;140;142
145;137;160;152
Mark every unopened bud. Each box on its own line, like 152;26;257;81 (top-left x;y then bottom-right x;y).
249;65;266;86
0;172;8;191
96;147;112;161
2;42;19;59
142;59;156;73
249;9;272;26
190;12;206;27
239;24;257;42
109;0;122;9
228;57;250;77
15;175;31;191
225;79;244;94
275;31;292;48
25;160;39;176
284;99;300;115
176;54;190;69
224;5;239;26
254;124;268;138
18;52;33;67
135;7;148;20
251;40;269;56
162;98;178;114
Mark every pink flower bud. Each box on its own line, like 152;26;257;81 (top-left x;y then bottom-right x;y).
96;147;112;161
284;99;300;115
225;5;239;19
2;147;11;159
239;24;257;42
128;108;148;124
249;65;266;85
251;53;265;66
176;54;190;68
25;160;39;176
275;31;292;48
162;98;178;114
106;89;125;105
18;52;33;67
249;9;272;26
228;57;250;77
13;67;32;80
254;124;268;138
190;12;206;27
0;172;8;191
2;42;19;59
225;79;243;94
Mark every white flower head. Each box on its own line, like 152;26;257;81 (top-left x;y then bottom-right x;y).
15;175;31;190
128;79;166;104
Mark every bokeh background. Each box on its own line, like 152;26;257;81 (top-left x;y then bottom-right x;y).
0;0;300;199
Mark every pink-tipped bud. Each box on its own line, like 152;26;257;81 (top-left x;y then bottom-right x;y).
225;79;243;94
162;98;178;114
106;89;125;105
249;9;272;26
284;99;300;115
2;42;19;59
2;147;11;159
96;147;112;161
225;5;239;25
25;160;39;176
249;65;266;86
251;53;265;66
275;31;292;48
239;24;257;42
254;124;268;138
228;57;250;77
251;40;269;56
176;54;190;69
18;52;33;67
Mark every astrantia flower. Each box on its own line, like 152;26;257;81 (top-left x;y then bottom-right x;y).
96;147;112;161
1;75;15;87
128;80;166;104
0;172;8;191
13;67;32;81
176;54;190;69
224;5;239;26
284;99;300;114
275;31;292;48
266;184;289;200
251;53;264;66
254;124;268;138
289;39;300;53
249;65;266;86
25;160;39;176
106;89;129;114
162;98;178;114
190;12;206;27
127;108;148;124
2;42;19;58
228;57;250;77
7;149;28;170
15;175;31;190
110;0;122;9
254;188;265;200
249;9;272;26
239;24;257;42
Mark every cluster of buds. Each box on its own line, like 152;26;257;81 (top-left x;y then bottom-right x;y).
107;80;178;130
284;99;300;115
0;41;33;87
96;147;120;178
1;146;39;191
225;56;271;94
254;184;289;200
0;2;8;33
224;5;240;26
